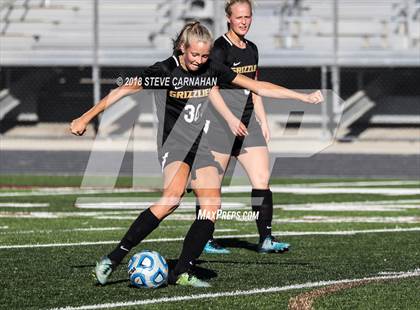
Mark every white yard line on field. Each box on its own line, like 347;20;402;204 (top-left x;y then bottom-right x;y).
301;181;420;187
1;185;419;197
273;216;420;223
222;186;420;196
0;203;49;208
0;227;235;235
277;204;420;211
0;227;126;235
48;269;420;310
0;188;153;197
1;227;419;250
75;201;245;210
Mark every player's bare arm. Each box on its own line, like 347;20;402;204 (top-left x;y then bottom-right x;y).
209;86;248;136
70;84;142;136
252;76;270;142
232;74;324;104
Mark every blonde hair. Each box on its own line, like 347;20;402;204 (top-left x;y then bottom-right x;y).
225;0;253;16
173;21;213;54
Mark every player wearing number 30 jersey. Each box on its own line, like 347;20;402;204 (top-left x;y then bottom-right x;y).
70;20;323;287
140;54;236;175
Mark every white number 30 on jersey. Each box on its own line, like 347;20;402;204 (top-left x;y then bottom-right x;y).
184;103;202;123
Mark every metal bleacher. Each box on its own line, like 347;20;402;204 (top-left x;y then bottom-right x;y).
0;0;419;66
0;0;186;66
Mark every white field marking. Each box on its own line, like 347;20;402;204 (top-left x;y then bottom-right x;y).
299;181;420;188
2;227;420;250
75;202;245;210
0;227;126;235
94;216;138;220
49;269;420;310
78;199;420;212
0;211;141;219
0;188;153;197
273;216;420;223
1;183;419;198
277;204;420;212
222;186;420;196
0;226;9;229
0;227;234;235
0;203;49;208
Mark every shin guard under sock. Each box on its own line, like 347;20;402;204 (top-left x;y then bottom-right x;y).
251;189;273;243
173;219;215;277
108;208;160;265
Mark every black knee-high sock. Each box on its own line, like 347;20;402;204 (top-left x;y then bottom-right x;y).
251;189;273;243
172;219;215;278
108;208;160;266
196;199;214;241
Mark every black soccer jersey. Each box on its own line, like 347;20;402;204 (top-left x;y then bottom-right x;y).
140;55;237;153
209;34;259;118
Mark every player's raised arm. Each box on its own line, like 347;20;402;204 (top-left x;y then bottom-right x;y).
231;74;324;104
209;86;248;137
69;83;142;136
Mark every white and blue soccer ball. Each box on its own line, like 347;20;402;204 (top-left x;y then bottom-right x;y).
127;250;169;288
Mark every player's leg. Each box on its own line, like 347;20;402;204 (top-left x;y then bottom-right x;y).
171;165;221;287
95;161;190;285
237;146;289;253
196;150;231;254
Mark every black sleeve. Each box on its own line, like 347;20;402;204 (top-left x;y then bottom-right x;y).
211;60;237;85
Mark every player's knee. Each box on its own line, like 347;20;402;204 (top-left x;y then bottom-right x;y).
196;189;221;210
252;172;270;189
161;187;185;207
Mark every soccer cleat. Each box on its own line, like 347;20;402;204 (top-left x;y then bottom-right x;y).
94;256;114;285
175;272;211;287
258;236;290;254
204;239;231;254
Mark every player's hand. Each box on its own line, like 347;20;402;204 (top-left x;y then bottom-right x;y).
260;121;271;143
70;117;88;136
303;90;324;104
228;117;248;137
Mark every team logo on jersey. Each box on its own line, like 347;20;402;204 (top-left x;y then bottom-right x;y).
169;88;211;99
231;65;257;74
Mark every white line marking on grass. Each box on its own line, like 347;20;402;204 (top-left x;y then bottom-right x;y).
0;226;9;229
49;269;420;310
1;227;419;250
222;186;420;196
75;201;245;210
0;227;126;235
274;216;420;223
0;225;203;235
0;203;49;208
277;205;411;212
0;211;140;219
0;188;154;197
301;181;420;187
2;184;419;197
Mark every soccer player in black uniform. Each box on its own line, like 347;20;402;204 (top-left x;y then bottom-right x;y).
70;21;323;287
198;0;290;254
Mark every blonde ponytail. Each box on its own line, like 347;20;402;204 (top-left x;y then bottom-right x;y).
173;21;213;54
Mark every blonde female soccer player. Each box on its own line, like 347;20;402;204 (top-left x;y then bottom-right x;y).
199;0;292;254
70;21;322;287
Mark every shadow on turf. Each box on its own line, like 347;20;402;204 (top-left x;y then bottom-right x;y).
166;259;218;280
214;238;257;251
